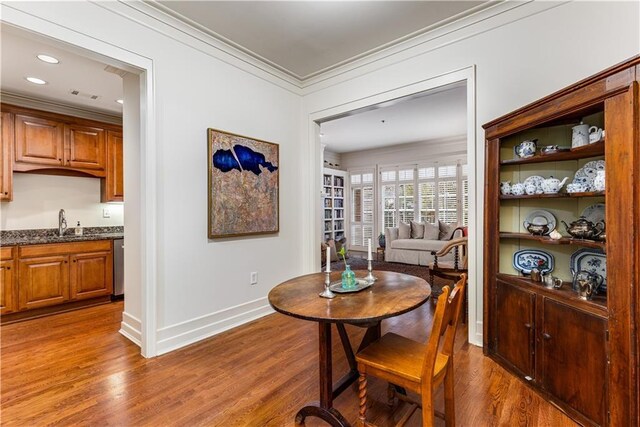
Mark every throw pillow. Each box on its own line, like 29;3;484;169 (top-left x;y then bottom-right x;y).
398;222;411;239
438;221;458;240
410;221;425;239
423;222;440;240
326;239;339;262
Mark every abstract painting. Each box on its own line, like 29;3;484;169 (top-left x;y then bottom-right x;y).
208;128;279;238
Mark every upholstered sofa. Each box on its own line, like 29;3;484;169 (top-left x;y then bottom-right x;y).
385;221;463;266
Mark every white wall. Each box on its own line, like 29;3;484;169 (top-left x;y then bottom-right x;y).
0;174;124;230
340;137;466;170
1;1;303;355
301;1;640;346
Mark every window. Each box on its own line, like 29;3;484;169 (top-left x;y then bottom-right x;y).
349;169;375;248
382;161;468;231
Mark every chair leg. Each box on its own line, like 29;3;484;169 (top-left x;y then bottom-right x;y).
444;362;456;427
358;372;368;426
387;383;395;407
421;386;435;427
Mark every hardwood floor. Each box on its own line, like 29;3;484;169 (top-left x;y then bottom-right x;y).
1;301;577;426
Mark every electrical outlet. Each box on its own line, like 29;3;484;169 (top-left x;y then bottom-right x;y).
103;208;111;218
250;272;258;285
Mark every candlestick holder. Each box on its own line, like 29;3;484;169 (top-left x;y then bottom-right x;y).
365;258;377;284
319;271;336;299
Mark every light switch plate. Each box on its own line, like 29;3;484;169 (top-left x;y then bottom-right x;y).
103;208;111;218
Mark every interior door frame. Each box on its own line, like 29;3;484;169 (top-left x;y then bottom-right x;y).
2;6;158;357
304;66;480;345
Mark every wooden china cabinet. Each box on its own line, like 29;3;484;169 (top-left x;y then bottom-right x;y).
483;56;639;426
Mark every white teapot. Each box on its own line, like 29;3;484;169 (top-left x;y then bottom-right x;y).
541;176;568;194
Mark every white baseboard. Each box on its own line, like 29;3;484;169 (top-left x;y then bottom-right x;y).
470;320;483;347
156;297;275;356
120;312;142;347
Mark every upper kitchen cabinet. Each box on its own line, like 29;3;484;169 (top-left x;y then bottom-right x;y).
1;105;123;200
0;112;14;201
4;104;120;178
101;130;124;202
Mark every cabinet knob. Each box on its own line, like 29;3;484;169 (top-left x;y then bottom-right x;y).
73;260;76;263
64;260;68;264
5;267;10;270
542;332;551;340
524;323;532;329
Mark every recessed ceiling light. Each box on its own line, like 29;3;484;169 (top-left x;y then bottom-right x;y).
25;77;47;85
116;99;124;105
36;54;60;64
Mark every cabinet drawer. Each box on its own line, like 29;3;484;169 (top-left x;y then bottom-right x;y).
1;246;15;261
19;240;111;258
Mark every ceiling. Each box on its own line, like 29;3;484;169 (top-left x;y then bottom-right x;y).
152;1;494;80
321;83;466;153
0;27;124;115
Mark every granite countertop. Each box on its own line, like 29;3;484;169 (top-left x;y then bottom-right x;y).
0;226;124;246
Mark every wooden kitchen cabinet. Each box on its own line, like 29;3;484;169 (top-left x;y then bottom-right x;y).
495;279;536;380
101;130;124;202
540;299;607;426
18;255;69;310
15;240;113;315
0;112;13;201
5;105;121;178
65;124;107;172
70;250;113;300
0;247;16;314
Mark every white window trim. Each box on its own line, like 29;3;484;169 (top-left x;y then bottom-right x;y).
347;167;376;250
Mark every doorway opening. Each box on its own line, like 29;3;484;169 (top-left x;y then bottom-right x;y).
0;21;157;356
306;67;479;345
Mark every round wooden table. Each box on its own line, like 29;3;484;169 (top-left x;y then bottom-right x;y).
269;270;431;427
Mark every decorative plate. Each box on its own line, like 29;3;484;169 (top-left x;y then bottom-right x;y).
523;209;556;235
581;203;605;224
523;175;545;193
573;161;604;191
513;249;554;274
329;278;371;293
570;248;607;291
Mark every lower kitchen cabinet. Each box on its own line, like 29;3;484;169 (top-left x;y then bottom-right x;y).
10;240;113;318
0;247;16;314
70;250;112;300
18;255;69;310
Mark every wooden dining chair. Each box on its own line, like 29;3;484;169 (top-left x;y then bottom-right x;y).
428;235;468;323
355;273;467;427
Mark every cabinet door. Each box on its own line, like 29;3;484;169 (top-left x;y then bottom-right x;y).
0;112;13;201
496;280;536;380
18;256;69;310
14;114;64;166
102;130;124;202
69;251;112;300
541;299;607;426
65;124;106;173
0;260;15;314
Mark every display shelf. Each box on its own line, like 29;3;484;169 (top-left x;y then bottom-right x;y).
500;140;604;165
500;191;605;200
322;168;347;241
499;232;605;250
497;273;607;316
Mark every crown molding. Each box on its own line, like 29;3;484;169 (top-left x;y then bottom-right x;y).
104;0;302;95
1;91;123;125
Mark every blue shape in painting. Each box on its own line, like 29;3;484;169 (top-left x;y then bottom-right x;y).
212;144;278;176
212;149;241;172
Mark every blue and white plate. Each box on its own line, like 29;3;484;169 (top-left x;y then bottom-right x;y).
513;249;554;275
570;248;607;291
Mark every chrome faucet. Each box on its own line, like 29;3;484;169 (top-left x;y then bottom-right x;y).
58;209;68;237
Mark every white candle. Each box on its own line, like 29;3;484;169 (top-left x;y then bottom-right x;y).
367;238;372;261
326;246;331;272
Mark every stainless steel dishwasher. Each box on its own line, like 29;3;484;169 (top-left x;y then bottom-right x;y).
112;238;124;300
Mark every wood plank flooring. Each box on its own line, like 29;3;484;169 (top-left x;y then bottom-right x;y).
1;301;577;426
